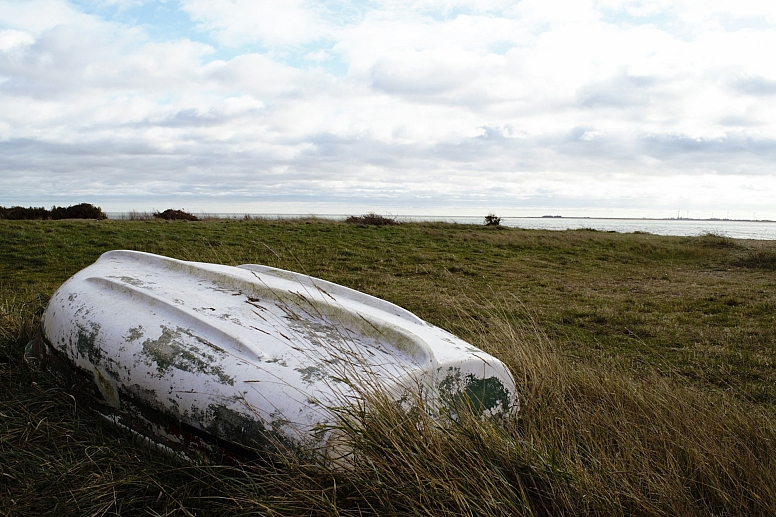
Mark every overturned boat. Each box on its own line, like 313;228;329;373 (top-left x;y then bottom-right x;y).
28;250;517;462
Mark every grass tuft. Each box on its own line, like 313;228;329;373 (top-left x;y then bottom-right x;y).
698;231;739;248
735;248;776;270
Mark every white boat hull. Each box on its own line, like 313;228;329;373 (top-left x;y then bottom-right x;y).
28;250;517;461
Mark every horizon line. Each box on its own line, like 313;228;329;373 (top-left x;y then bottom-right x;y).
101;211;776;223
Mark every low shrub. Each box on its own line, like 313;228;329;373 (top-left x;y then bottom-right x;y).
153;209;199;221
344;213;399;226
0;204;106;220
50;203;107;220
0;206;50;220
484;213;501;226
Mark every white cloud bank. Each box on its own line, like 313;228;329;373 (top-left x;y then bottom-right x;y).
1;0;776;218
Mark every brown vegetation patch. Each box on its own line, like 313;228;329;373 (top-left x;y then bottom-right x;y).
153;209;199;221
344;212;399;226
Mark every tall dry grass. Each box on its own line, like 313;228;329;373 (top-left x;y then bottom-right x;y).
3;289;776;515
495;313;776;516
2;232;776;515
237;295;776;516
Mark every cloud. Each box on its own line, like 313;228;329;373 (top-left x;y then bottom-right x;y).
178;0;329;47
0;29;34;50
730;75;776;96
577;73;658;108
640;132;776;164
719;115;761;127
369;48;480;96
1;0;776;217
0;0;84;34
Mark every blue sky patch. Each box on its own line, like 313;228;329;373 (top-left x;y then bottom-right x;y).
487;40;515;55
72;1;208;43
599;7;676;30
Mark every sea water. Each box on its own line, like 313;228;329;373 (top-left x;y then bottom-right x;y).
496;218;776;240
388;216;775;240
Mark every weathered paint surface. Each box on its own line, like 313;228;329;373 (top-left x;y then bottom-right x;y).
33;250;518;461
139;325;235;385
438;367;513;419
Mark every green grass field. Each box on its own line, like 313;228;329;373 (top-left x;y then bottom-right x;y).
2;218;776;516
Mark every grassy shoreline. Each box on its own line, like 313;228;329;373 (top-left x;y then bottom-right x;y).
2;219;776;515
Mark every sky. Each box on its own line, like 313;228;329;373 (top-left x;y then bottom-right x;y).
1;0;775;218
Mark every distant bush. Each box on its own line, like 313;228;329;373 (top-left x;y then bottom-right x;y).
0;203;106;220
0;206;50;220
344;213;399;226
153;209;199;221
484;213;501;226
50;203;107;220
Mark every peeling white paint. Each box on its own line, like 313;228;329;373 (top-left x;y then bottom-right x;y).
35;250;519;460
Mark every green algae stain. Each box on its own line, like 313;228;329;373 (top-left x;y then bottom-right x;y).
127;383;161;408
197;404;294;454
295;365;326;385
141;326;234;385
75;322;103;363
114;275;147;287
439;368;512;417
125;326;144;343
461;376;511;415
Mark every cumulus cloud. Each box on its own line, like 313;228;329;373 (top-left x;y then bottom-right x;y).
577;73;658;108
0;29;34;50
730;75;776;96
1;0;776;217
369;48;488;100
179;0;329;47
